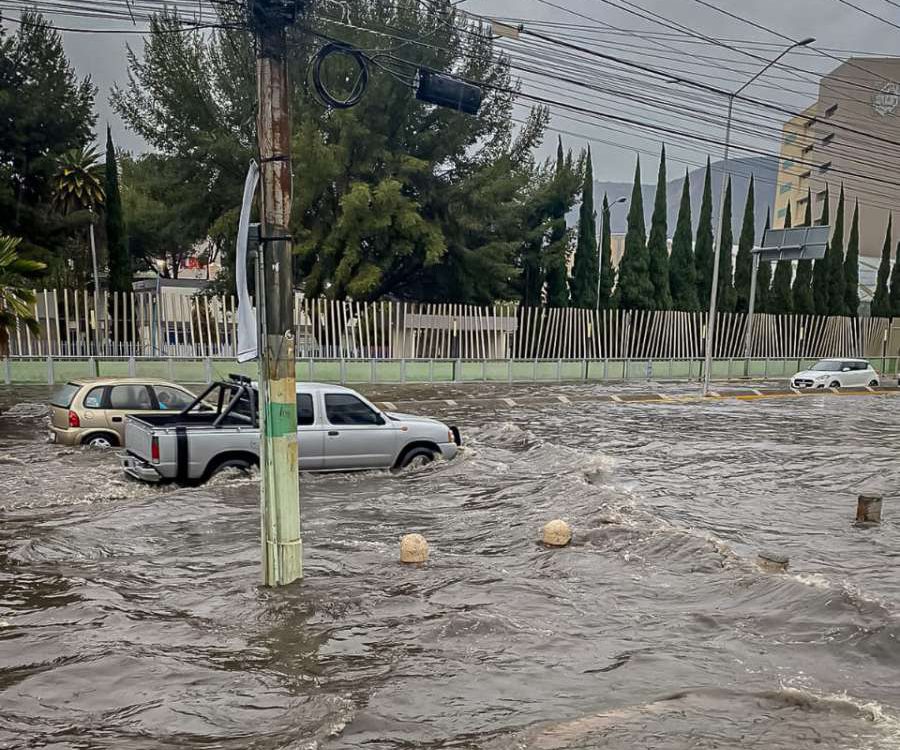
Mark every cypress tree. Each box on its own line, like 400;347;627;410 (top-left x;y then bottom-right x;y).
770;202;793;314
694;158;714;311
827;185;847;316
733;175;755;313
812;185;830;315
871;215;892;318
570;147;597;309
105;125;131;294
716;177;736;312
647;146;672;310
614;157;654;309
891;240;900;316
844;200;860;317
669;170;699;311
598;193;615;309
756;209;772;313
792;188;815;314
545;138;570;308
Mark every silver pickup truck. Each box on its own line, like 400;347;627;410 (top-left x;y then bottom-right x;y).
119;377;461;484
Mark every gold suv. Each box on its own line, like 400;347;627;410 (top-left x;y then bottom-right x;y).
49;378;199;448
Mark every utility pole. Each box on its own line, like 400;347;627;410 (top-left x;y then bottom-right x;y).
251;0;302;586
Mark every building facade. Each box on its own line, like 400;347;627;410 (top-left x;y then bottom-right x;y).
776;57;900;258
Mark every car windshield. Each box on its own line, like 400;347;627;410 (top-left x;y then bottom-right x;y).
50;382;81;408
811;360;842;371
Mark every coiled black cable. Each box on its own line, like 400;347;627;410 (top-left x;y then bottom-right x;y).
311;42;369;109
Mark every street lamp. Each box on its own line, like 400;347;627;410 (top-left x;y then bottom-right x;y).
702;36;815;396
596;195;628;310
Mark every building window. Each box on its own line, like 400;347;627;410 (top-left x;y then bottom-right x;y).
782;158;795;169
824;103;838;117
777;207;787;218
779;182;793;194
784;132;798;145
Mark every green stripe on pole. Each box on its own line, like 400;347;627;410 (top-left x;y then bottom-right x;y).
264;401;296;437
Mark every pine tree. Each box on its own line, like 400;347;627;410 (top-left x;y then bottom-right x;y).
544;138;571;308
871;215;892;318
812;185;830;315
570;147;597;309
844;200;860;317
770;202;793;314
669;170;699;311
694;158;715;311
598;193;615;309
733;175;755;313
615;157;654;309
756;209;772;313
827;185;847;316
105;126;131;294
716;177;736;312
792;188;815;314
647;146;671;310
891;240;900;317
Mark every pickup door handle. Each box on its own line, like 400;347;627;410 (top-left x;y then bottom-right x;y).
328;431;339;436
111;416;123;423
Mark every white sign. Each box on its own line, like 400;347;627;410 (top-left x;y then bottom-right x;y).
873;82;900;117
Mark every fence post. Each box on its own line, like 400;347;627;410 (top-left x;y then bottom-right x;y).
128;355;136;377
371;358;377;384
308;357;314;381
482;359;487;382
646;359;653;381
454;358;462;382
583;359;588;381
167;357;174;382
400;358;406;383
339;358;346;385
508;359;513;384
556;358;562;382
603;358;608;381
429;359;434;383
204;357;213;384
3;357;10;385
46;355;54;385
764;358;769;380
88;356;97;377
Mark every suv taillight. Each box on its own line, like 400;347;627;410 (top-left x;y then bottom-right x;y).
151;436;160;464
68;410;80;428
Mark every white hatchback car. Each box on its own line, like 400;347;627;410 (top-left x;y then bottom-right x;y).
791;358;880;389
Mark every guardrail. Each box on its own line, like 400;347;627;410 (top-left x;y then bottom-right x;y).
3;356;898;386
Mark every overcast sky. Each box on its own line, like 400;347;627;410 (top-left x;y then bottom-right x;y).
27;0;900;180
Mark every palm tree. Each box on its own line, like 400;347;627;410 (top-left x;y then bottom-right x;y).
0;236;47;356
53;145;105;353
52;146;105;214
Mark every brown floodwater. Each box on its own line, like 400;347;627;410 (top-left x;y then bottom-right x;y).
1;383;899;749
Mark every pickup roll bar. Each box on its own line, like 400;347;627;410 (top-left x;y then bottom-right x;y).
177;378;258;428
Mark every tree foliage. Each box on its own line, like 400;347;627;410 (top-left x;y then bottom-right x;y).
544;139;573;308
827;185;847;316
791;188;814;315
647;146;671;310
812;185;830;315
843;200;860;318
0;11;96;271
570;147;597;309
597;193;615;310
871;215;892;318
756;209;772;313
733;176;754;313
770;203;792;315
694;159;714;311
669;170;699;311
105;127;131;294
716;177;736;313
0;235;46;355
615;158;654;310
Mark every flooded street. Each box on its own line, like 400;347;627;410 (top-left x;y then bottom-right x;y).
1;384;899;749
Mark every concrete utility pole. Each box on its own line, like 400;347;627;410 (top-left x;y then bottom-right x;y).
252;0;302;586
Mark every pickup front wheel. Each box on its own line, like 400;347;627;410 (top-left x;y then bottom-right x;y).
398;447;436;470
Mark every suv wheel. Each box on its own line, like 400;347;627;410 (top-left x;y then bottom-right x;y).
399;447;436;470
84;434;116;448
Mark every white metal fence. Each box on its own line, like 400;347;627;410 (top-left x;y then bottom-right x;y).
5;289;899;362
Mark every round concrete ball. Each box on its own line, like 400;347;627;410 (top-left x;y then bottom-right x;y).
543;519;572;547
400;533;429;564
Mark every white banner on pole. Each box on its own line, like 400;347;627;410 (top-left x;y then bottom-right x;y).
236;160;260;363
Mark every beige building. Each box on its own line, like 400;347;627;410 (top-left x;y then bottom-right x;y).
776;57;900;258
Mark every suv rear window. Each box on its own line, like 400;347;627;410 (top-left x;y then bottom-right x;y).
50;383;81;408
